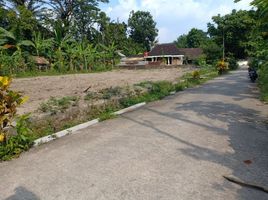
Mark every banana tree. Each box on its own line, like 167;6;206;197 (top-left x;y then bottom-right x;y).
52;26;73;72
32;32;54;58
64;41;79;71
0;27;34;73
85;43;98;71
0;27;34;52
98;42;117;67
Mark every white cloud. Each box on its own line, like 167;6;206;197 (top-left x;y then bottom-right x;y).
101;0;253;43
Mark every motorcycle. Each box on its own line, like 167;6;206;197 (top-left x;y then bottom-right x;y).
248;68;258;83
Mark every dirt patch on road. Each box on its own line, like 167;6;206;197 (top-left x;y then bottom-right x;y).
11;67;192;114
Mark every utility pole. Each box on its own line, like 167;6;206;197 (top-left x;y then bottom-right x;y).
222;26;225;61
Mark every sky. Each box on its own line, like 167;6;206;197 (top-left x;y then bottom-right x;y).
100;0;253;43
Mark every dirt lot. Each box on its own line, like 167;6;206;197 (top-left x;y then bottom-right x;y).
11;67;192;114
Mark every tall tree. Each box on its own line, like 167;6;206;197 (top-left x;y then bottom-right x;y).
128;10;158;51
5;5;39;40
102;22;128;48
4;0;43;15
43;0;108;37
0;6;9;28
186;28;208;48
174;34;188;48
207;9;256;58
174;28;208;48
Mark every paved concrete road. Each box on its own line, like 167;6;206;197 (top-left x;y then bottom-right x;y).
1;68;268;200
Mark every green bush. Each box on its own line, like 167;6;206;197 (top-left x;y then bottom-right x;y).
0;115;34;161
227;57;238;70
39;96;79;114
258;61;268;102
248;58;260;69
120;81;175;107
100;87;122;99
149;81;174;98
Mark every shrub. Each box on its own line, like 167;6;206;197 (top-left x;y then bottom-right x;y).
100;87;122;99
195;55;207;66
258;61;268;102
0;76;27;136
0;76;32;161
0;115;34;161
39;96;79;114
216;60;228;74
192;70;200;79
248;57;260;69
227;57;238;70
84;91;99;101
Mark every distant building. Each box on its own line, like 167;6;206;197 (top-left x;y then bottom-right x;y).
177;48;203;64
118;43;204;67
144;43;184;65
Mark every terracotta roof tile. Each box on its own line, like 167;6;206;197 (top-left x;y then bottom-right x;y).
178;48;203;59
148;43;183;56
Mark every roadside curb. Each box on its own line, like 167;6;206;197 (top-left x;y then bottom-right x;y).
33;102;146;146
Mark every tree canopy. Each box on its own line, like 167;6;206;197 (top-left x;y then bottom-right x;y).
207;9;256;58
128;10;158;51
174;28;208;48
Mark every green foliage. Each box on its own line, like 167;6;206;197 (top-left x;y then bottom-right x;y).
235;0;268;102
128;10;158;51
216;60;228;75
121;81;175;107
226;56;238;70
258;61;268;102
174;28;209;48
42;0;108;37
0;76;28;136
84;91;99;101
186;28;208;48
0;76;32;161
39;96;79;114
207;9;257;59
195;55;207;66
192;70;201;79
99;112;116;122
0;115;34;161
201;40;222;64
100;87;122;99
174;34;188;48
248;57;260;69
6;5;39;40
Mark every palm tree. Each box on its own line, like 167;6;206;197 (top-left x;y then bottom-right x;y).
5;0;43;15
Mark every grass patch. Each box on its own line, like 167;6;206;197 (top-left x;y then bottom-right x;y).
39;96;79;114
122;67;218;108
84;91;99;101
99;112;116;121
100;86;122;99
31;100;123;139
13;66;116;78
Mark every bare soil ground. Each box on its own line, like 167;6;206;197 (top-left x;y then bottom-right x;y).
11;67;192;114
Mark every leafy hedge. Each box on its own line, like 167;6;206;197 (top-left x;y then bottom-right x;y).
0;76;33;161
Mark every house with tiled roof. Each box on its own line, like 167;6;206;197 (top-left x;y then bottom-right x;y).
178;48;203;63
118;43;204;67
144;43;184;65
144;43;204;65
